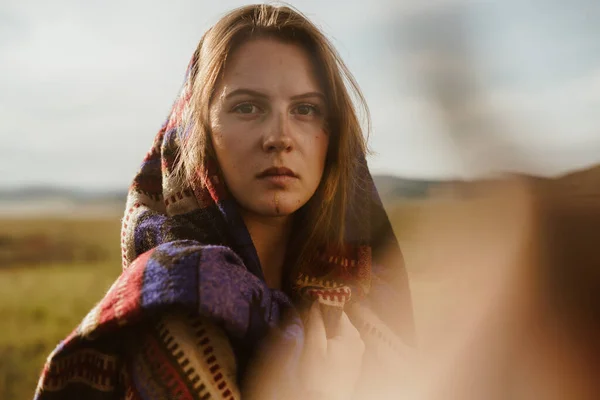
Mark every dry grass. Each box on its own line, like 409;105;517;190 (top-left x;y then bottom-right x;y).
0;217;122;399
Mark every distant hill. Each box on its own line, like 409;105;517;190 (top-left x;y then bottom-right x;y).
372;175;442;202
0;175;439;211
375;163;600;205
0;186;126;203
3;163;599;204
0;175;439;204
3;165;599;216
0;186;127;217
527;163;600;207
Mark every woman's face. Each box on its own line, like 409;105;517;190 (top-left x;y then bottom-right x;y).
209;38;329;218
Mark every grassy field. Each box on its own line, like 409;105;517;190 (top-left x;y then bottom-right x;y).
0;217;123;399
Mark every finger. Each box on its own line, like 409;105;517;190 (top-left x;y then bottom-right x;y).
304;301;327;354
320;305;342;338
332;311;361;340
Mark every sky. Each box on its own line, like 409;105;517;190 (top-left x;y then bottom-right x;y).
2;0;600;190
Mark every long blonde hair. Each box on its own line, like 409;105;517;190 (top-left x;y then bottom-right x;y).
176;3;370;273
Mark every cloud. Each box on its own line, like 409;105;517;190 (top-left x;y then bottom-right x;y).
458;66;600;143
366;94;468;179
375;0;600;177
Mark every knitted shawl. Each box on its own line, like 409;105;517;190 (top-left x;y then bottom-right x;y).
34;53;413;400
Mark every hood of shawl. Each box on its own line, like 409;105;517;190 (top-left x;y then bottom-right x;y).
123;52;413;341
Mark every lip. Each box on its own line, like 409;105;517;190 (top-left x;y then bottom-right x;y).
256;167;298;179
256;167;299;187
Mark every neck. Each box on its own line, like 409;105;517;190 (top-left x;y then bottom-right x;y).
240;210;293;289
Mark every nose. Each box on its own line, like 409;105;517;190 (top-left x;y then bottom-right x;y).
262;112;293;153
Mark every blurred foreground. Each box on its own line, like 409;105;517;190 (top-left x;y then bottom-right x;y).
390;168;600;399
2;168;600;398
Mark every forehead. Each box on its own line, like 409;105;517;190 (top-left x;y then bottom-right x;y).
219;38;323;94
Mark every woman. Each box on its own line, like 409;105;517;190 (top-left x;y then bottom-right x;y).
35;4;414;399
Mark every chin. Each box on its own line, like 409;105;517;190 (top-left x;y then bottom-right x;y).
242;195;306;218
235;189;313;218
256;201;300;217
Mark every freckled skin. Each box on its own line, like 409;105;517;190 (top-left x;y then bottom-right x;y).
209;38;329;218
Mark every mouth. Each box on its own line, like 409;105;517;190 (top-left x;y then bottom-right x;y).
256;167;299;187
256;167;298;179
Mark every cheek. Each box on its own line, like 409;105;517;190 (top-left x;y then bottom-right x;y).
210;127;238;182
210;122;259;190
211;117;240;161
212;114;255;152
210;117;235;149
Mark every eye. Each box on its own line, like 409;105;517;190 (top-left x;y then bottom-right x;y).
232;103;261;114
293;104;320;116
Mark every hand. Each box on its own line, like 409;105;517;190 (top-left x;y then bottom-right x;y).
299;301;365;400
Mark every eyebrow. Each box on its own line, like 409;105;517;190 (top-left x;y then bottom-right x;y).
291;91;326;101
225;88;326;101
